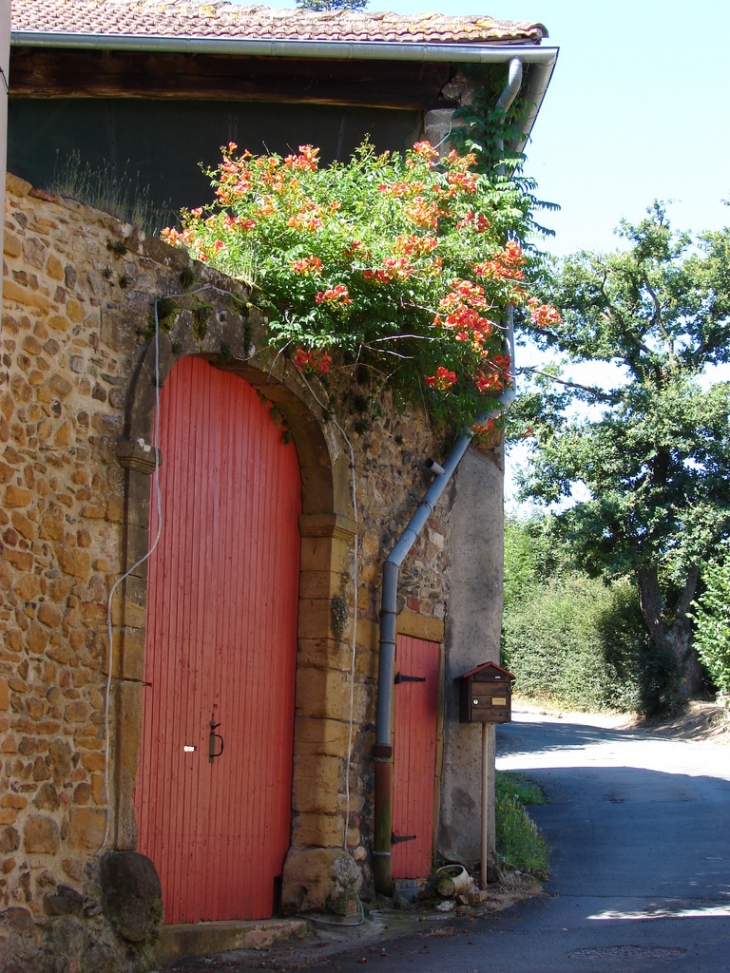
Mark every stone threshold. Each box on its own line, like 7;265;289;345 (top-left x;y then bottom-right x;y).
155;917;308;966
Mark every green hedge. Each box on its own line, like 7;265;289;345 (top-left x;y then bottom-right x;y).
502;574;677;714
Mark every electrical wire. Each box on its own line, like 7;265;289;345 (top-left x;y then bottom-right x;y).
98;282;245;855
99;290;360;859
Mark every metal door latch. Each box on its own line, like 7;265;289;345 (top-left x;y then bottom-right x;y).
394;672;426;684
209;715;224;763
391;832;417;844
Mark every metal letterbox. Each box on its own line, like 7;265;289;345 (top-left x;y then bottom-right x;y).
457;661;515;724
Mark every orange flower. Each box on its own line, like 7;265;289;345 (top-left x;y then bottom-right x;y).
293;347;332;374
291;255;324;275
316;284;351;306
425;366;457;391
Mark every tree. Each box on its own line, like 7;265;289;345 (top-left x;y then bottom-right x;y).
295;0;369;11
515;204;730;697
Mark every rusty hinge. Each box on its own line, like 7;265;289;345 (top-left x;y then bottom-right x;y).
394;672;426;684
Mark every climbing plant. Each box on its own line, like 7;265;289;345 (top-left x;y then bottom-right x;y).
162;140;556;429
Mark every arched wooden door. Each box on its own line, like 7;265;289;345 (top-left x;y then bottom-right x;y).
134;356;302;924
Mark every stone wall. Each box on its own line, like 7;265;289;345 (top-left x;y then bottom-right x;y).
0;174;503;969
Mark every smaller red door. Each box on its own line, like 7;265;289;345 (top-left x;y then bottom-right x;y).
391;635;440;880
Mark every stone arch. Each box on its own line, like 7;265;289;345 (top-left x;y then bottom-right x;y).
112;309;357;878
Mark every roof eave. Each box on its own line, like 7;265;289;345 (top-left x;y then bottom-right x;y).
10;30;557;65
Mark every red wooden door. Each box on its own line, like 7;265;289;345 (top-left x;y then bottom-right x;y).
391;635;440;880
134;356;301;924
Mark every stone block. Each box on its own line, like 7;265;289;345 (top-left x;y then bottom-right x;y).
3;485;32;508
15;572;41;600
6;173;32;196
68;806;106;850
293;717;350;758
298;570;342;601
33;780;61;810
1;795;27;810
4;232;22;258
0;827;20;854
48;373;73;398
11;510;35;540
292;754;341;815
298;598;338;641
43;884;83;916
2;279;51;313
281;847;360;917
27;622;50;654
54;545;91;581
296;668;350;721
66;300;85;323
46;254;64;281
297;637;351;671
23;814;60;854
100;850;162;943
48;313;70;332
0;679;8;711
300;536;347;574
39;515;64;542
81;750;105;773
53;420;73;447
37;602;62;629
291;813;344;848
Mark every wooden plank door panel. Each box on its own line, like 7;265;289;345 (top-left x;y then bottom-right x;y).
135;356;301;924
391;635;440;880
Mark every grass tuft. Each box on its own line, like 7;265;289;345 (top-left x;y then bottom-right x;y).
50;150;171;235
495;771;550;880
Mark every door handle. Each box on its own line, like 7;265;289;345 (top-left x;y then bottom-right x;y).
209;714;224;763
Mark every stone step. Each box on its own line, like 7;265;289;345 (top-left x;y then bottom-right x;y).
155;917;308;966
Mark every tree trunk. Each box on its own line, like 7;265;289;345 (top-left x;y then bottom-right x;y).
636;564;704;699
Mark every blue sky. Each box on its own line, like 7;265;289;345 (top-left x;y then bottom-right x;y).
237;0;730;255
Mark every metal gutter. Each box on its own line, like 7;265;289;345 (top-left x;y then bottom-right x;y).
10;31;557;66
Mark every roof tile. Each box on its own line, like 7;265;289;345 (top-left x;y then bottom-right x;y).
11;1;546;45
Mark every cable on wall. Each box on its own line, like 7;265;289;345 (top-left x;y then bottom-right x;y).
296;371;359;851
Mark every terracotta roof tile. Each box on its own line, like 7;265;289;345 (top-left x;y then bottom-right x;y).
11;1;546;46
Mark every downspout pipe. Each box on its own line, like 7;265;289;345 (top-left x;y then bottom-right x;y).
373;55;525;897
373;311;517;895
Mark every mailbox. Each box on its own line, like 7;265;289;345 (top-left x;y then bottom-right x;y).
457;661;515;724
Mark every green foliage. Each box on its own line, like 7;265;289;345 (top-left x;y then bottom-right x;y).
514;204;730;686
495;771;549;879
690;544;730;695
163;141;549;430
449;67;558;237
504;514;572;609
495;771;544;808
503;568;676;715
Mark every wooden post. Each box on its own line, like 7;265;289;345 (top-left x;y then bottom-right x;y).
480;721;489;889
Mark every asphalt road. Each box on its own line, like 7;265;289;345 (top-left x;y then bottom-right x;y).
285;711;730;973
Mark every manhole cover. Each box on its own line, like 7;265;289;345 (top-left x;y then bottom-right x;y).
569;946;686;960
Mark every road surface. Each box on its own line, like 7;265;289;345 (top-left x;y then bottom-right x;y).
289;711;730;973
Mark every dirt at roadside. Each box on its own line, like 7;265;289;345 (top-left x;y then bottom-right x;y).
632;698;730;743
513;695;730;745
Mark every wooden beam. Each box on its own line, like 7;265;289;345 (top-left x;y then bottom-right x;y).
10;48;453;110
